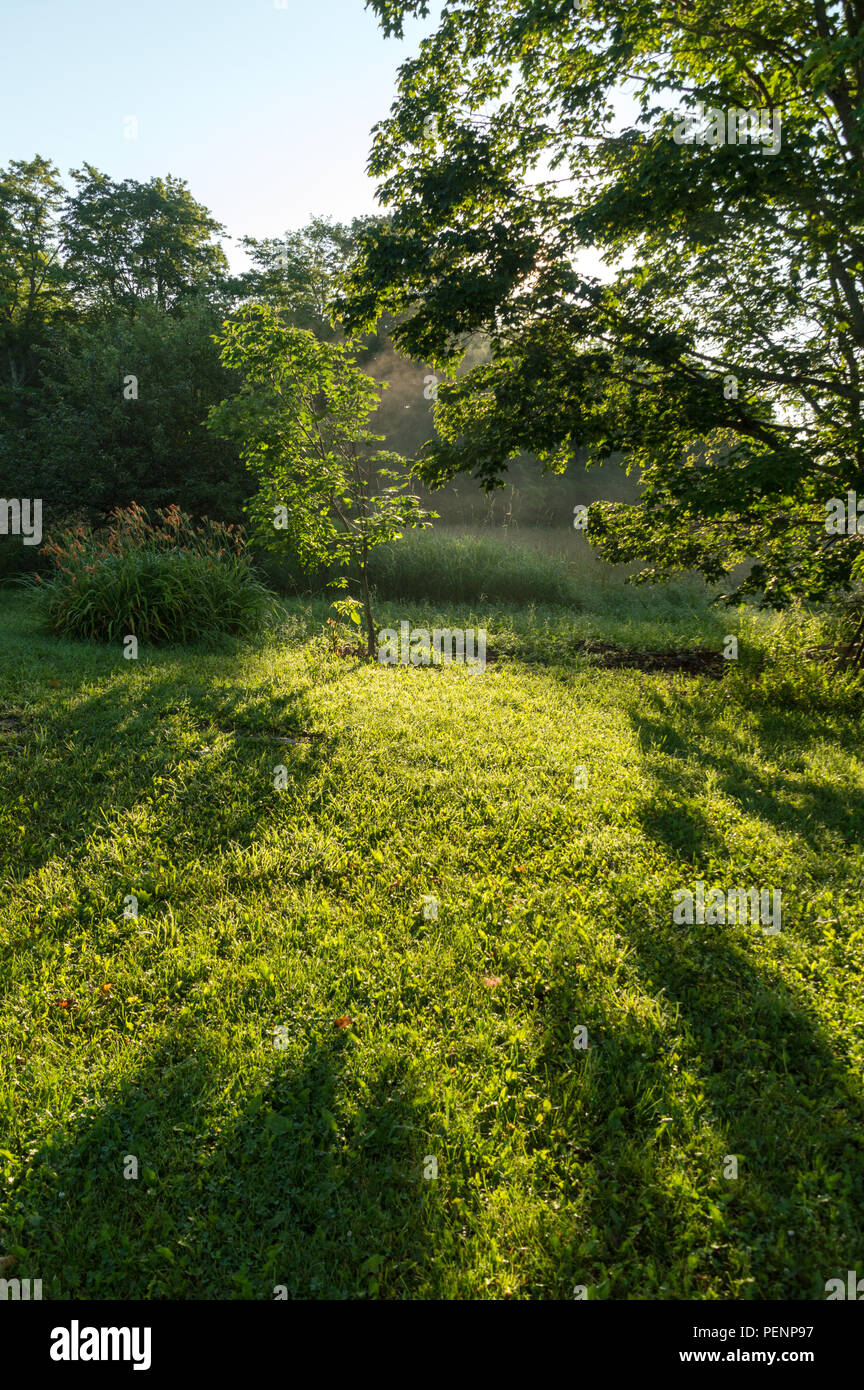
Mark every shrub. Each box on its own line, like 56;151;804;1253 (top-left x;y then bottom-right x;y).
34;503;275;643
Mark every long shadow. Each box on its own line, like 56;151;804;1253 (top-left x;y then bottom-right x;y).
533;921;864;1299
0;655;329;883
2;622;456;1298
0;652;339;1059
631;685;864;857
6;1024;443;1299
529;680;864;1297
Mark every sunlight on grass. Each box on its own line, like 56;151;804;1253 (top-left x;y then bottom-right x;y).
1;588;862;1298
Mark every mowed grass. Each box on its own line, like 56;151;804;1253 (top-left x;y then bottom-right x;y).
1;586;863;1300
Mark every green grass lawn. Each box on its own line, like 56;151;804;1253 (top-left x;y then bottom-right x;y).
1;585;863;1299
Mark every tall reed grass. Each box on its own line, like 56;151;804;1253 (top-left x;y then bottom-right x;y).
34;503;275;643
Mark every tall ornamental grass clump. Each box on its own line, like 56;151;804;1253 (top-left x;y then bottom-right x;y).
35;503;275;643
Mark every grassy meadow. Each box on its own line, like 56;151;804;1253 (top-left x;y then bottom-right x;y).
1;530;863;1300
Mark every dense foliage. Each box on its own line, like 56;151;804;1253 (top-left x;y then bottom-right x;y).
208;306;434;655
0;159;410;554
342;0;864;606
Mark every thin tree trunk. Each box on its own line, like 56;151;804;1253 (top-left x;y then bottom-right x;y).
360;551;376;659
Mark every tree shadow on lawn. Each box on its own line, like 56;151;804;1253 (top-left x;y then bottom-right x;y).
7;1025;442;1300
2;659;330;884
3;644;460;1299
0;660;340;1039
630;684;864;858
535;926;864;1298
531;680;864;1296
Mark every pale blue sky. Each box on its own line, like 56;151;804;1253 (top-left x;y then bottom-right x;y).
0;0;434;268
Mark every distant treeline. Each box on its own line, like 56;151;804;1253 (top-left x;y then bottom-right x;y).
0;157;633;580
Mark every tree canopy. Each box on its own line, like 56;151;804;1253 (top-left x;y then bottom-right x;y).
62;165;228;316
339;0;864;604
